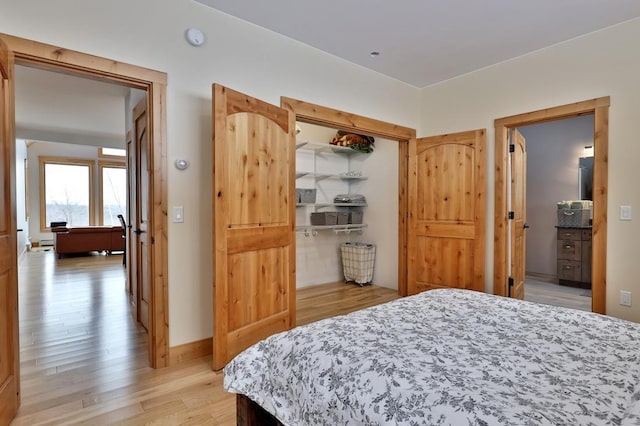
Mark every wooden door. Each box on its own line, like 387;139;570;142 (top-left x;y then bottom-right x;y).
509;129;527;299
133;98;150;332
212;84;296;370
126;134;137;314
407;130;486;295
0;37;19;425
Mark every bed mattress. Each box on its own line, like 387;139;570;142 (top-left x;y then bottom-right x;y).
225;289;640;425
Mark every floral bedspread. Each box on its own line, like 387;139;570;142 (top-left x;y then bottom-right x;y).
224;289;640;425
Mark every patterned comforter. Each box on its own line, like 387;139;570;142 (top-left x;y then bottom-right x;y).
224;289;640;425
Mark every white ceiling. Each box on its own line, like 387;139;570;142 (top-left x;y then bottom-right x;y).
195;0;640;88
15;65;133;148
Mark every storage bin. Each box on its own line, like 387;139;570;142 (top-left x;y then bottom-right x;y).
310;212;337;226
557;208;590;227
348;211;363;224
341;242;376;285
296;188;316;204
336;212;349;225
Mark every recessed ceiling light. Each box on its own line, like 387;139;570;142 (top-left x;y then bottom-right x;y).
370;51;380;58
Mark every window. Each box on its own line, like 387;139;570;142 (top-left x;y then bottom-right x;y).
99;162;127;226
39;157;94;231
99;147;126;159
39;156;127;231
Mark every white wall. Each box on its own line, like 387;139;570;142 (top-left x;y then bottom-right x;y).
519;115;594;277
0;0;419;346
420;18;640;321
15;139;28;260
350;138;399;288
295;123;348;287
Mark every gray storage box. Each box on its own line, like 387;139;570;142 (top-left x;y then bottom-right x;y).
297;188;316;204
310;212;338;226
348;211;363;224
337;212;349;225
310;213;324;225
557;208;590;227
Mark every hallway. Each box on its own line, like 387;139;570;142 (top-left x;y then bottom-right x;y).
12;251;233;425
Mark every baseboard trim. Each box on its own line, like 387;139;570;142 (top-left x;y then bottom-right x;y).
169;338;212;365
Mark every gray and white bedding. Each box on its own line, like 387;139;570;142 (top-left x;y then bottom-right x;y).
224;289;640;425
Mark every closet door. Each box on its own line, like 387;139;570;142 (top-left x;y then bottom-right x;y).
407;130;486;295
509;129;527;299
133;98;150;332
212;84;296;370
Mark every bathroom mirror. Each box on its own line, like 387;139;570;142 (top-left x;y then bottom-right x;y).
578;156;593;201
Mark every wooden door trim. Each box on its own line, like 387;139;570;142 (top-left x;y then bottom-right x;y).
0;33;169;367
494;97;609;314
280;97;416;296
0;34;166;87
0;36;20;422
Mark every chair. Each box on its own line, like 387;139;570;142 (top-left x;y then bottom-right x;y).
117;214;127;266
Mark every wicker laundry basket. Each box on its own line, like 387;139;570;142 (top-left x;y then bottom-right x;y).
340;242;376;285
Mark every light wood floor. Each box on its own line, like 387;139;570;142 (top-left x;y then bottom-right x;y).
524;277;592;312
12;251;398;425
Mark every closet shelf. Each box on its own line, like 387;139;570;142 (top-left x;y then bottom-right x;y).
296;203;367;208
296;171;368;181
296;224;368;236
296;141;361;155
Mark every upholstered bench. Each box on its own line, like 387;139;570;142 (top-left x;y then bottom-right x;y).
52;226;125;259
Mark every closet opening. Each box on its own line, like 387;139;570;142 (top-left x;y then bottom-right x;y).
281;96;416;297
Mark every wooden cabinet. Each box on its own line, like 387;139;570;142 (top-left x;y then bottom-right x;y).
556;227;592;288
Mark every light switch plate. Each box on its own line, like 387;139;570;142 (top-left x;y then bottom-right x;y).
620;290;632;307
173;206;184;223
620;205;632;221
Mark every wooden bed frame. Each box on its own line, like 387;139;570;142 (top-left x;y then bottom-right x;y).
237;395;283;426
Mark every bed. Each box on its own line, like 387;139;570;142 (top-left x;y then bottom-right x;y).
224;289;640;425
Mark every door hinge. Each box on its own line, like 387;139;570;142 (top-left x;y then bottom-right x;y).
508;277;514;287
508;211;515;220
508;277;514;297
509;143;515;153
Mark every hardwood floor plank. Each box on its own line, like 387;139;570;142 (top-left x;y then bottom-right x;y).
75;403;145;426
524;277;591;312
12;251;399;425
10;399;85;426
297;281;398;326
88;400;185;426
